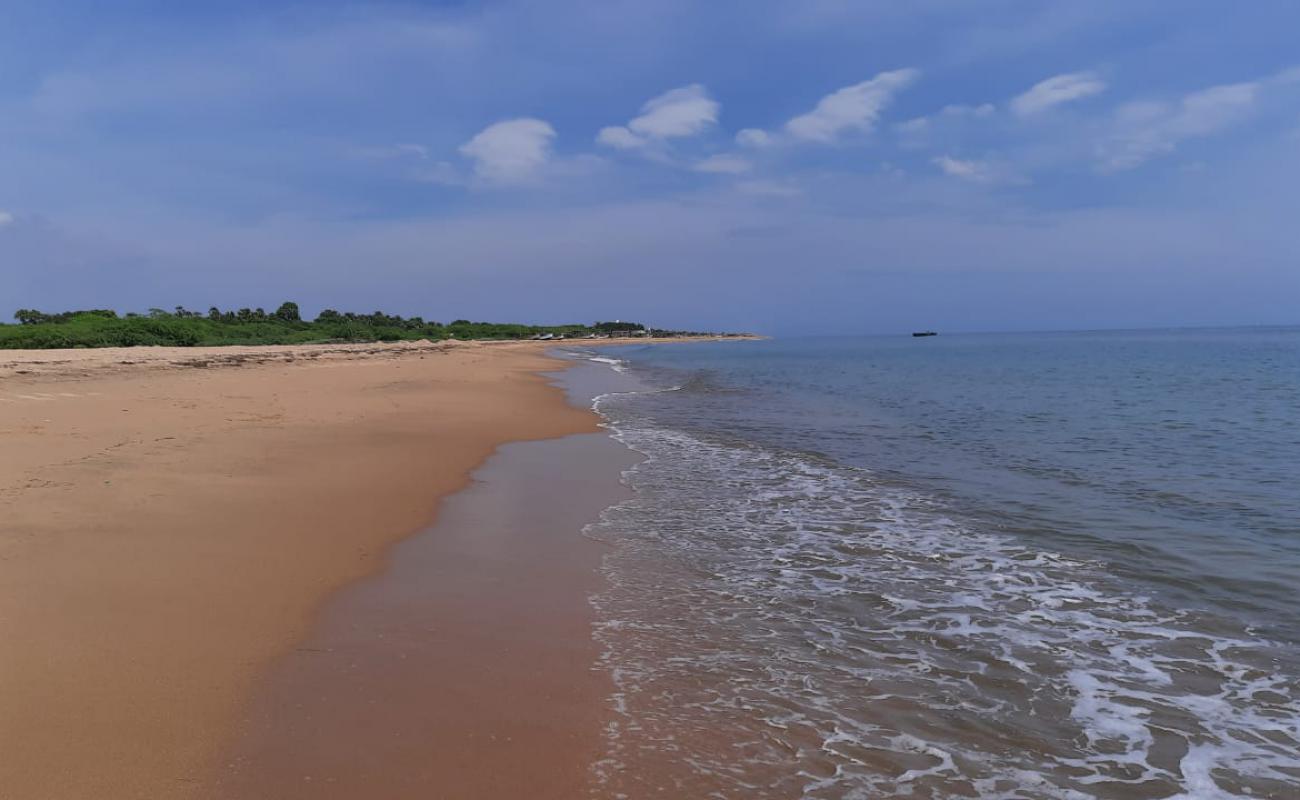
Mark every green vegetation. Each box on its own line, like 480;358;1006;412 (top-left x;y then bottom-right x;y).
0;304;676;349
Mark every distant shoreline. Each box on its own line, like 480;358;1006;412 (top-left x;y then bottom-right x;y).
0;334;761;381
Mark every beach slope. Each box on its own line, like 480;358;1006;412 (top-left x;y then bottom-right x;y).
0;340;598;799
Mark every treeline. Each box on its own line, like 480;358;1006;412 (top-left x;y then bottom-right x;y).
1;303;659;349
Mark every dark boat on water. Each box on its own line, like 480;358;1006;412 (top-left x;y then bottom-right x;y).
912;331;937;337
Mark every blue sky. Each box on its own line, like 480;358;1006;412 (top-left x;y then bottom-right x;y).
1;1;1298;334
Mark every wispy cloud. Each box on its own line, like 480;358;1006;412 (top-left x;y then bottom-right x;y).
1011;71;1106;116
932;155;993;181
595;125;647;150
784;69;919;142
459;118;556;185
0;211;14;227
895;103;996;148
735;128;773;148
597;84;719;151
1098;81;1259;170
630;84;719;138
929;155;1026;185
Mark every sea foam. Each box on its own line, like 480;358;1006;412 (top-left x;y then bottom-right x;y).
584;386;1300;799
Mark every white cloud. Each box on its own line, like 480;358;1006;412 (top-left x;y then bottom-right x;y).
1099;81;1259;171
896;117;930;135
933;155;995;182
459;118;556;185
785;68;919;142
0;211;13;227
628;84;719;138
693;154;752;174
932;156;1026;185
596;125;647;150
1011;71;1106;116
597;84;719;152
735;128;772;148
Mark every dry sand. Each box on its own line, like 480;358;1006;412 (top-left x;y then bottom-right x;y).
0;340;604;799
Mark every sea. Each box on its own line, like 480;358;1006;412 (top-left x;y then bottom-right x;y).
564;327;1300;800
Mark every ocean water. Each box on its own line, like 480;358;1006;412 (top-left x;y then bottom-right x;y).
567;328;1300;800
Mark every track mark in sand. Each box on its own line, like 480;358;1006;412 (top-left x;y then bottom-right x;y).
0;391;87;403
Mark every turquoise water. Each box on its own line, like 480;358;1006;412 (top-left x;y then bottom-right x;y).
573;328;1299;799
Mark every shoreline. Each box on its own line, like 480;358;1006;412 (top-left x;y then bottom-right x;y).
0;340;610;798
0;335;760;381
207;356;642;798
210;429;636;798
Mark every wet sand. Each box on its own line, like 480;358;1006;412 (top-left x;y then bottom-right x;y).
210;431;636;799
0;340;604;799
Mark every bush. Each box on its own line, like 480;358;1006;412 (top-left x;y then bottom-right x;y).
0;303;693;349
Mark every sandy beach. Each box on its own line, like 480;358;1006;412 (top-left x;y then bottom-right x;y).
0;340;608;799
212;431;636;799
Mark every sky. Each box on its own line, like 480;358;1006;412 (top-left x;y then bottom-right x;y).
1;1;1298;335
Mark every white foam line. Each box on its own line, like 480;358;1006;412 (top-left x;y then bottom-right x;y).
585;415;1300;798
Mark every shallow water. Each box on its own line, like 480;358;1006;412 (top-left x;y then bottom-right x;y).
569;329;1300;799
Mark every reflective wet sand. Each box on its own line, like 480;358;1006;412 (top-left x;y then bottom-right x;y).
209;432;635;799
